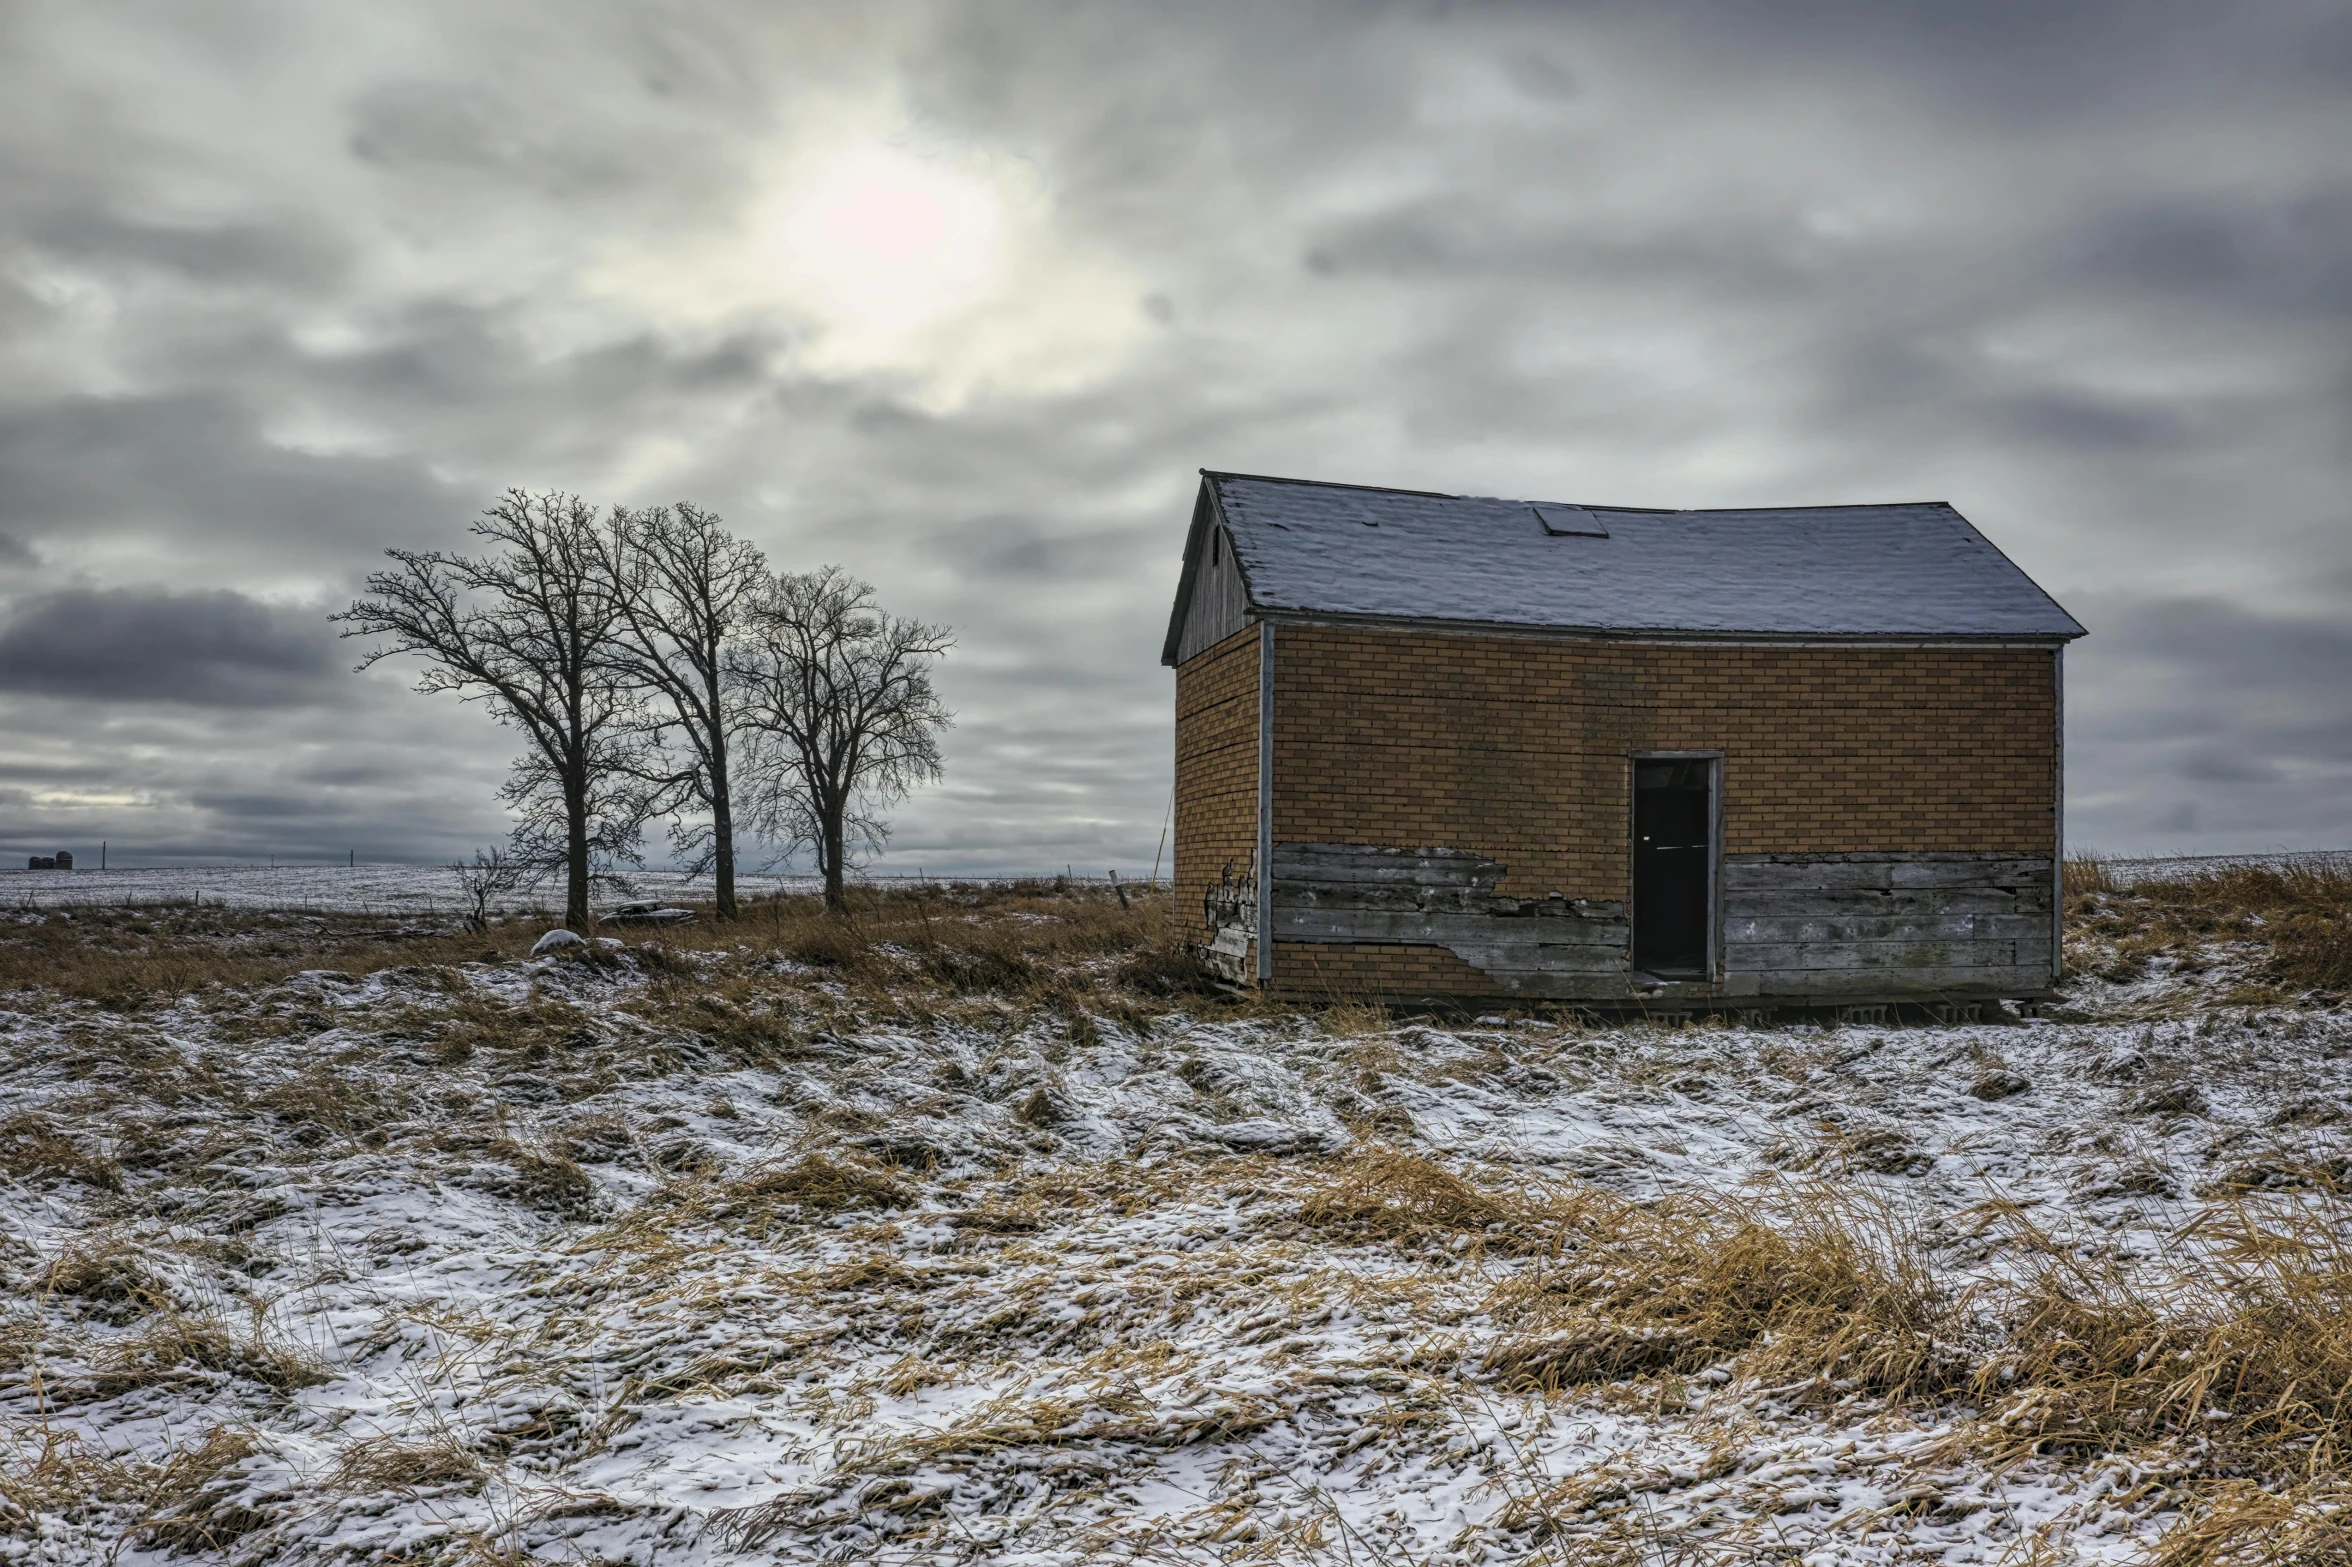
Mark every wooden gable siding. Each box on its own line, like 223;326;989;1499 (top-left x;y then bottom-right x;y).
1174;525;1251;666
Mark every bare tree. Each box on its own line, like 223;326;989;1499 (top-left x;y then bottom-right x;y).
451;844;536;933
597;503;767;921
731;566;952;915
336;490;648;930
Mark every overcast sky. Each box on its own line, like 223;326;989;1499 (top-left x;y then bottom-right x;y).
2;0;2348;871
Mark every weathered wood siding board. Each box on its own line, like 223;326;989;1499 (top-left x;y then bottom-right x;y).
1725;914;2050;943
1723;852;2053;998
1261;843;2055;1001
1174;527;1252;665
1731;940;2022;972
1269;841;1635;988
1722;856;2052;892
1273;909;1628;954
1729;888;2050;917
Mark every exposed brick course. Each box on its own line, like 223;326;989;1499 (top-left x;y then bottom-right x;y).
1272;939;1495;998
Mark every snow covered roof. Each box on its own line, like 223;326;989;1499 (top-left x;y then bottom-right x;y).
1162;471;2085;662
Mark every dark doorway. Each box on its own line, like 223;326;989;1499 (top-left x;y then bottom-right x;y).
1633;757;1714;976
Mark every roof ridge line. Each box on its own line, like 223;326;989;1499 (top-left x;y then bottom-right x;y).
1205;470;1957;515
1200;469;1459;500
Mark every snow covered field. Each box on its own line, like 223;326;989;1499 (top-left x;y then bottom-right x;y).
1;884;2348;1563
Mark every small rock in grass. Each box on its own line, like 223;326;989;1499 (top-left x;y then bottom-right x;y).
1969;1070;2032;1101
531;929;586;956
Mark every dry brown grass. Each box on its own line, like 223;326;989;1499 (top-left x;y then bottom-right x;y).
482;1138;599;1217
2064;853;2121;899
718;881;1215;1002
1970;1204;2352;1482
1;1423;267;1548
1299;1151;2352;1557
1303;1150;1953;1402
86;1307;330;1397
2066;858;2352;994
2149;1477;2352;1566
0;904;548;1004
34;1237;171;1322
1300;1147;1529;1252
328;1433;486;1495
683;1152;915;1239
0;1113;122;1190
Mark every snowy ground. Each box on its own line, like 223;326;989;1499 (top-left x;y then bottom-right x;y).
1;897;2348;1564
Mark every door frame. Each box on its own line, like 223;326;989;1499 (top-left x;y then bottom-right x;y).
1628;749;1724;981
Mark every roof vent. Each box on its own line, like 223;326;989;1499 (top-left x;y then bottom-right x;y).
1534;504;1608;537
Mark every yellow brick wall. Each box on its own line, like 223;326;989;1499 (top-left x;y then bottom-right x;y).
1259;624;2060;995
1176;621;2061;996
1172;626;1260;941
1272;939;1497;998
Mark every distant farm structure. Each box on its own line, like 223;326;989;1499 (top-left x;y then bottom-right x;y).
25;851;71;871
1166;471;2086;1009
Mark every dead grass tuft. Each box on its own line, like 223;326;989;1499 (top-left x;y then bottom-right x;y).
91;1308;331;1396
1306;1151;1952;1401
328;1433;486;1496
131;1426;273;1553
0;1112;123;1190
483;1138;600;1218
2;1423;266;1544
1489;1187;1951;1402
706;1152;913;1234
1974;1205;2352;1479
2149;1477;2352;1566
35;1238;171;1321
1300;1147;1526;1252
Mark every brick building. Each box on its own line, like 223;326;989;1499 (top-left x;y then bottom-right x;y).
1162;471;2086;1007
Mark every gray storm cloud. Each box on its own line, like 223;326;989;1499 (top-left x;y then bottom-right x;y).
0;0;2345;866
0;587;335;707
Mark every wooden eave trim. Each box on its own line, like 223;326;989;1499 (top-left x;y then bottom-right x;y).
1252;608;2082;650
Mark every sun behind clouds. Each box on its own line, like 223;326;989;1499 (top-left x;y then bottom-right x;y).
758;140;1010;351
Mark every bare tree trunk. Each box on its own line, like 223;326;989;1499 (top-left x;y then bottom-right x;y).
566;768;592;930
597;504;766;924
711;759;738;920
822;804;848;916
